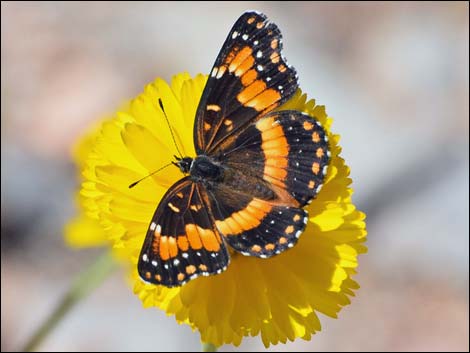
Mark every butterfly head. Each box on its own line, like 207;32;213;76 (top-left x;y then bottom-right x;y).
174;156;193;174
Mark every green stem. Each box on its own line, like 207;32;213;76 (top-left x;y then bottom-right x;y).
22;251;117;352
202;342;217;352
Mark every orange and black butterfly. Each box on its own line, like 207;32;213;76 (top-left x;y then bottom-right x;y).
138;11;330;286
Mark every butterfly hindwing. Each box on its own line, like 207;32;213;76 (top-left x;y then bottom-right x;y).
205;183;308;257
200;110;329;258
138;177;230;287
221;110;330;207
194;11;298;154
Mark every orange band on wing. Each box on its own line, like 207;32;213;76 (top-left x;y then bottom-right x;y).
199;226;221;252
244;89;281;112
215;198;273;235
158;235;178;260
235;56;255;77
241;69;258;86
177;236;189;251
185;224;221;252
256;117;290;187
237;80;267;104
264;165;287;180
185;224;203;250
228;46;254;76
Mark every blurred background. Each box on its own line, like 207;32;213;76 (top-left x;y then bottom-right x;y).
1;1;468;351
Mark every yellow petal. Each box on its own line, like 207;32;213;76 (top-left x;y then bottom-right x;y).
65;214;108;247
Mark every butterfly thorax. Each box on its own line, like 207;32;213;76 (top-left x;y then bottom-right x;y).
179;155;224;182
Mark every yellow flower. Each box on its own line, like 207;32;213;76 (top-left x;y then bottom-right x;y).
68;72;367;348
66;120;109;248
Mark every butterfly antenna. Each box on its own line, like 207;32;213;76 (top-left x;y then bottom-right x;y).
159;98;183;159
128;162;175;188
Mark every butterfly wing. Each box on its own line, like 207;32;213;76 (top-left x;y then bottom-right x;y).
205;184;309;258
205;110;330;257
194;11;298;155
223;110;330;206
138;177;230;287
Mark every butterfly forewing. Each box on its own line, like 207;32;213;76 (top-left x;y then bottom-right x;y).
194;11;298;154
138;177;229;287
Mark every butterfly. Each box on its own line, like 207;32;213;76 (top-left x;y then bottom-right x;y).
138;11;330;286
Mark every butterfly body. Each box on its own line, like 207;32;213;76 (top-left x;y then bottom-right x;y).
183;155;224;182
138;11;330;287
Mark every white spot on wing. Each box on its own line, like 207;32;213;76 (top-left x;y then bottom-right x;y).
257;65;263;71
232;31;238;39
150;222;156;231
216;69;225;79
151;260;158;267
182;253;189;259
316;184;323;193
173;259;180;266
256;50;263;58
156;224;161;234
142;254;148;262
254;40;259;45
295;230;302;238
168;202;180;212
242;34;249;40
